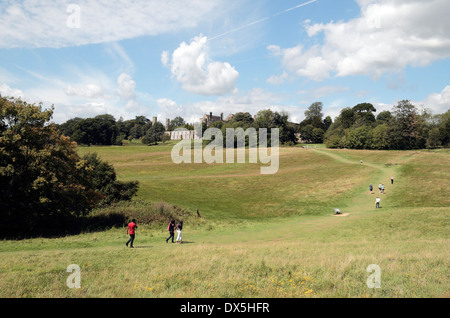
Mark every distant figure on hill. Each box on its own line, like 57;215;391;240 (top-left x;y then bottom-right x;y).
126;219;137;248
378;183;382;193
375;197;381;209
360;159;363;164
381;184;385;194
391;176;394;184
369;184;373;193
166;219;175;243
176;221;183;244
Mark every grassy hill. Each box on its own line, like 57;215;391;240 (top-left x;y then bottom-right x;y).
0;143;448;297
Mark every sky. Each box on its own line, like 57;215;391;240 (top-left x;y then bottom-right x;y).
0;0;449;124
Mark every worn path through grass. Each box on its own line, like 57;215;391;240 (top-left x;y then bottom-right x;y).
208;148;408;244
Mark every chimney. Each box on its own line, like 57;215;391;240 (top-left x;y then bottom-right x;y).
220;113;223;121
165;118;170;130
152;116;157;125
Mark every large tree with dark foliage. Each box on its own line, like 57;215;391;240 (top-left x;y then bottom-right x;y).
298;102;331;143
0;97;138;237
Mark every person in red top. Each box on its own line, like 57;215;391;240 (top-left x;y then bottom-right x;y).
126;219;137;248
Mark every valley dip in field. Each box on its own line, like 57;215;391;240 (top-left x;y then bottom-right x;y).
180;302;270;315
171;123;279;174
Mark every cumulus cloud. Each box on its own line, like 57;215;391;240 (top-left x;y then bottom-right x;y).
0;83;24;99
269;0;450;81
419;86;450;114
0;0;225;49
163;35;239;96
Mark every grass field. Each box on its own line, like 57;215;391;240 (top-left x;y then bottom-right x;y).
0;142;448;298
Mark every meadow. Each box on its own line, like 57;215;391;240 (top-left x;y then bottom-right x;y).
0;142;448;298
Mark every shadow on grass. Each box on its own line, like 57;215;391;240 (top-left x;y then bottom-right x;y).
0;213;127;240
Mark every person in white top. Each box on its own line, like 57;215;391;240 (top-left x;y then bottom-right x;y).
176;221;183;244
375;197;381;208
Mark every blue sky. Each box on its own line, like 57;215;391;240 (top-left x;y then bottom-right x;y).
0;0;449;124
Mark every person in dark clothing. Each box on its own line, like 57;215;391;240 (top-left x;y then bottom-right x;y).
166;219;175;243
126;219;137;248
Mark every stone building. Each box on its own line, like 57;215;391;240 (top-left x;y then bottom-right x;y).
164;112;234;140
164;129;201;140
201;112;223;127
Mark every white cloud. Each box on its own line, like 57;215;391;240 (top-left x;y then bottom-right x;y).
419;86;450;114
267;71;290;85
269;0;450;81
0;0;224;49
0;83;24;99
164;35;239;96
161;51;170;67
65;84;107;99
117;73;136;100
1;70;153;123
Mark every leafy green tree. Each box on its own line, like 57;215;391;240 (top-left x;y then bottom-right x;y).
0;97;139;237
0;98;99;236
142;122;165;145
376;110;393;125
323;116;333;131
388;100;426;149
168;116;185;130
311;127;325;143
346;125;372;149
304;102;323;121
353;103;376;126
232;112;254;124
340;107;356;129
81;153;139;205
300;124;314;143
370;124;389;149
254;109;276;129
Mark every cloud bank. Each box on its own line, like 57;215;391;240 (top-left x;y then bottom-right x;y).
0;0;223;49
269;0;450;81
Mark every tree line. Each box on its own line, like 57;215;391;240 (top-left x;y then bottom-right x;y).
56;100;449;150
324;100;449;150
206;110;297;146
57;114;167;146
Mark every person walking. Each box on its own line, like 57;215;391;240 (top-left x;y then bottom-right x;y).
369;184;373;193
378;183;382;193
166;219;175;243
381;184;385;194
176;221;183;244
126;219;137;248
391;176;394;184
375;197;381;209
